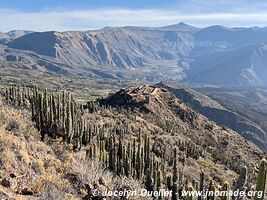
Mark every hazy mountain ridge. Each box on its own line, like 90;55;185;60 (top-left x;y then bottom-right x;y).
2;23;267;85
6;27;194;69
186;44;267;85
5;30;34;39
0;32;11;44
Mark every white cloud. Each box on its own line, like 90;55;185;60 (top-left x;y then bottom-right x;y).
1;8;267;32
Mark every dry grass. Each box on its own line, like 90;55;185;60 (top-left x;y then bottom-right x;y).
0;98;147;199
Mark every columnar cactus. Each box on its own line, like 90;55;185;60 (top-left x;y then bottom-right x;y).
234;166;247;200
144;134;150;171
172;182;178;200
6;86;267;200
167;175;173;190
173;148;178;183
146;169;154;192
198;170;205;200
188;185;195;200
221;182;230;200
210;182;216;200
208;180;216;200
255;159;267;200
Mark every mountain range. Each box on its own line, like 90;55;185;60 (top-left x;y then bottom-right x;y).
1;22;267;150
1;22;267;86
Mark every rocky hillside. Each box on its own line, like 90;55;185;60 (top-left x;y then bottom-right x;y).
0;97;145;199
0;85;266;199
156;81;267;150
99;85;264;173
0;32;11;44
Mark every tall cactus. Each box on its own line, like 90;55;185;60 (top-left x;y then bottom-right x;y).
221;182;230;200
188;185;195;200
208;180;216;200
172;182;178;200
167;175;173;190
255;159;267;200
198;170;205;200
234;166;247;200
173;148;178;183
146;169;154;192
144;134;150;171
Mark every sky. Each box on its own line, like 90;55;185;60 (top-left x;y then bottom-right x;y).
1;0;267;32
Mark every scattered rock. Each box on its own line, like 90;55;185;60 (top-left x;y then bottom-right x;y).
5;120;19;131
0;191;8;199
31;162;42;175
204;123;214;131
21;188;34;195
220;138;229;148
10;173;16;178
1;178;11;188
99;176;106;186
65;173;85;191
0;160;4;170
93;181;100;189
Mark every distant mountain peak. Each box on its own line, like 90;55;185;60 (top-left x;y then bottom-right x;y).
161;22;199;31
176;22;191;26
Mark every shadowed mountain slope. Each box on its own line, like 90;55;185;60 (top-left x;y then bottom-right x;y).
156;81;267;150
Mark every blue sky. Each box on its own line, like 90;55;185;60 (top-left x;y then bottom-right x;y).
1;0;267;32
0;0;178;10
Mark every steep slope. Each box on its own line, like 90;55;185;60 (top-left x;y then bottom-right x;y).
186;44;267;86
7;27;194;69
0;32;11;44
99;85;264;175
0;98;144;199
1;85;266;199
156;81;267;150
7;32;57;57
0;45;71;74
196;86;267;143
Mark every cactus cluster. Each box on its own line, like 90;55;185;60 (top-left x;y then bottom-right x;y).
84;129;167;194
30;88;93;149
106;133;153;179
2;86;267;200
177;139;207;160
4;86;31;107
